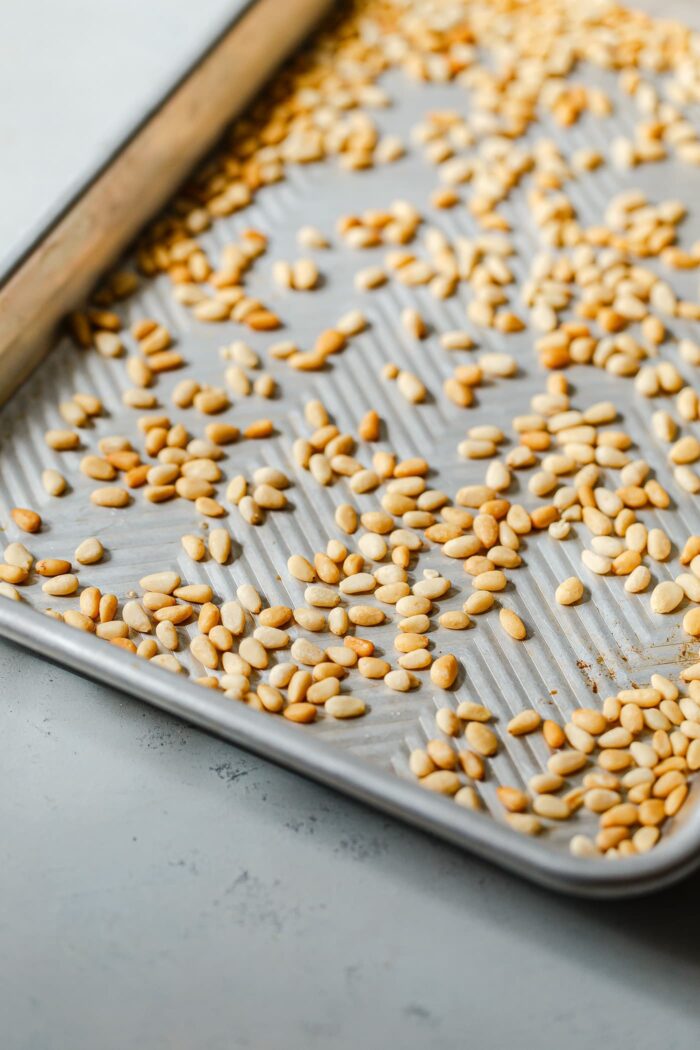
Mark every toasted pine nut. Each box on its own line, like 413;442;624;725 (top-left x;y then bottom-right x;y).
35;558;72;577
499;607;526;640
10;508;41;533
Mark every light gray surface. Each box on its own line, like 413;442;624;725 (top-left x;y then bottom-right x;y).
1;634;700;1050
0;0;242;272
2;0;700;1046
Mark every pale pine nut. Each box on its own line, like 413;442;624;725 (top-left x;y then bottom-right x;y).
208;529;231;564
508;709;541;736
91;487;130;508
181;535;206;561
430;654;459;689
420;771;460;795
506;813;541;836
42;469;67;496
465;722;498;756
41;574;78;597
384;669;416;692
4;543;33;571
139;572;179;596
650;581;683;614
397;370;426;403
555;577;584;605
625;565;650;593
533;795;570;820
122;601;152;633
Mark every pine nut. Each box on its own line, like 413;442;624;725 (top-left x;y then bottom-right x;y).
530;773;564;795
283;703;317;724
41;574;79;597
455;702;491;723
258;606;292;629
410;749;435;778
290;638;325;666
508;709;541;736
548;750;587;777
384;669;417;692
650;581;683;614
154;604;192;626
431;654;459;689
397;371;426;404
438;610;470;630
209;626;233;652
348;605;385;627
294;607;326;632
253;626;289;650
304;676;339;706
10;508;41;533
555;577;584;605
42;469;67;496
45;428;80;451
35;558;72;577
355;657;387;679
507;813;541;836
90;487;130;508
58;607;95;633
533;795;570;820
584;788;621;813
190;635;219;669
499;607;526;640
625;565;651;593
465;721;498;757
238;637;268;669
4;543;33;571
325;696;366;719
0;565;26;584
98;594;118;623
420;771;461;795
236;584;262;614
581;549;611;575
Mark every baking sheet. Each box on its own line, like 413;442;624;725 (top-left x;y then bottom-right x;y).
2;17;700;895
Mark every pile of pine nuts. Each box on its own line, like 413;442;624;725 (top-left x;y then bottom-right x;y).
6;0;700;859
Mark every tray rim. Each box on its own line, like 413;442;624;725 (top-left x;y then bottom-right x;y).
1;599;698;898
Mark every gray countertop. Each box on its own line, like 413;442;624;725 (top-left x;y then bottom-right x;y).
1;1;700;1047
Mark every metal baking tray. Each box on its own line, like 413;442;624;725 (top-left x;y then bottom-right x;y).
2;1;700;897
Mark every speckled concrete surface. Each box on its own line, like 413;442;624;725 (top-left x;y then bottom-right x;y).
1;636;699;1050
